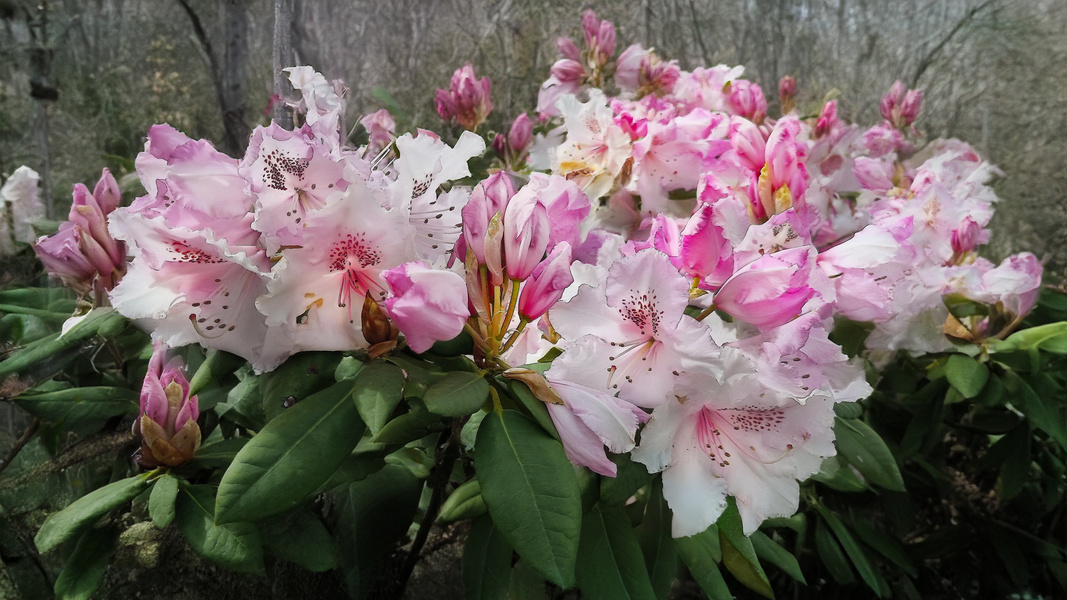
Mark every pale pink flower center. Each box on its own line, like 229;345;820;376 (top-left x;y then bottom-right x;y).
328;233;387;311
695;406;792;468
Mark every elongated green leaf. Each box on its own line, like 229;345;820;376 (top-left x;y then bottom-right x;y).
424;371;490;417
0;304;69;323
834;418;905;491
815;516;855;585
577;504;657;600
675;526;731;600
475;410;581;589
463;515;513;600
848;513;916;576
0;308;126;377
15;387;137;425
944;354;989;398
35;476;148;553
149;474;179;529
600;453;654;506
53;527;115;600
260;509;339;572
332;464;422;599
1004;370;1067;450
439;478;487;523
718;501;773;599
215;380;365;524
815;505;886;597
351;361;406;435
750;531;805;584
175;485;263;572
637;481;679;599
993;321;1067;354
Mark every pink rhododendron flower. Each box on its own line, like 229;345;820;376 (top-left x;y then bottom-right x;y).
713;246;824;330
544;336;651;476
383;261;469;353
551;248;718;407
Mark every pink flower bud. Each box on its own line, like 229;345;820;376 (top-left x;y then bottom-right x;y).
359;108;396;154
729;116;767;172
901;89;923;127
136;342;201;468
557;36;581;62
814;100;838;138
550;59;586;84
491;133;508;159
384;262;470;353
503;188;552;281
728;80;767;124
680;203;734;288
778;75;796;108
951;217;983;258
508;113;533;156
460;172;515;264
581;10;616;68
880;80;907;123
518;242;574;320
436;64;493;131
33;225;97;294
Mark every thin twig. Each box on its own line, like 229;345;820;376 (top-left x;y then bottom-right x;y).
0;417;40;476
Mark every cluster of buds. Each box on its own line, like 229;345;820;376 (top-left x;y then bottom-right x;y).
435;64;493;131
880;80;923;130
134;342;201;468
614;45;681;99
491;113;534;172
33;169;126;303
456;172;588;367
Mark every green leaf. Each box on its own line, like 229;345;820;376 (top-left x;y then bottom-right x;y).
351;361;406;435
0;308;126;378
834;418;905;491
576;504;657;600
848;513;916;577
944;354;989;398
993;321;1067;354
463;515;513;600
215;380;365;524
815;516;855;585
600;453;654;506
260;509;339;572
53;527;115;600
15;386;138;426
149;474;179;529
475;410;581;589
332;464;422;599
503;377;559;441
508;560;551;600
814;505;886;597
423;371;490;417
750;531;805;584
1004;370;1067;451
187;349;245;397
717;500;773;599
812;455;868;492
175;485;263;572
260;351;341;422
438;478;487;523
35;476;149;554
833;401;864;419
636;480;678;599
186;437;250;470
675;526;731;600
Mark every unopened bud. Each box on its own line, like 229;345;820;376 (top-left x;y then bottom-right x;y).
778;76;796;114
362;291;395;346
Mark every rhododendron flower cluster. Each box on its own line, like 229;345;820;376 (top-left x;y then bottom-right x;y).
30;10;1041;549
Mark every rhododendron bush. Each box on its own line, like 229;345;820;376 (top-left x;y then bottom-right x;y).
3;10;1067;600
